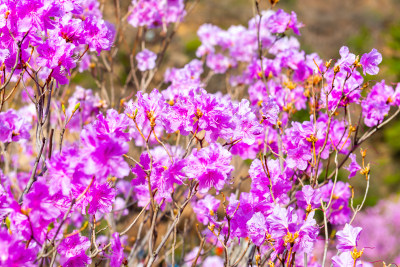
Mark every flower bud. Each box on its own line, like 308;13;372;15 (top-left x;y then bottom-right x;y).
334;65;340;74
72;102;81;114
61;103;66;115
325;59;332;68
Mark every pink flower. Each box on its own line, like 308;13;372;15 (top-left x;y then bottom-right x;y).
192;194;220;225
0;109;31;143
136;49;157;71
295;185;321;211
58;234;91;258
246;212;268;246
187;143;233;192
360;48;382;75
77;182;116;215
336;223;363;251
332;251;363;267
345;153;361;179
110;233;125;267
0;228;35;266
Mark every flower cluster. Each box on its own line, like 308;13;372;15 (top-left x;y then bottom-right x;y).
0;1;399;267
0;0;114;86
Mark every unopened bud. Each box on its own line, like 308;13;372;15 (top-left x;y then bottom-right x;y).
360;148;367;158
21;208;31;216
325;59;332;68
5;217;10;229
334;65;340;74
304;89;310;97
72;102;80;114
360;163;370;176
255;254;261;265
61;104;66;115
269;0;279;7
306;204;312;213
351;247;364;261
284;81;296;90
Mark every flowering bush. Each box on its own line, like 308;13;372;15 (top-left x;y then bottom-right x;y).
0;0;399;266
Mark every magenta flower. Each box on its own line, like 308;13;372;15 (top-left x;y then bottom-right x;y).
185;247;204;266
231;99;263;145
192;194;220;225
0;109;31;143
286;142;312;171
58;234;91;258
131;88;170;128
246;212;268;246
92;109;131;142
82;182;116;215
321;181;352;225
336;46;356;73
110;233;125;267
0;228;35;266
336;223;363;251
360;48;382;75
227;193;257;239
128;0;186;28
362;80;394;127
266;9;303;35
136;49;157;71
187;143;233;192
267;9;291;34
332;251;363;267
58;18;84;45
23;182;61;222
295;185;321;211
0;4;7;28
250;158;290;202
131;153;151;186
36;37;76;72
45;146;90;196
260;97;280;125
189;88;234;142
206;53;233;74
345;153;361;179
17;0;62;32
60;252;92;267
81;128;129;180
83;16;115;55
153;158;186;198
267;206;319;254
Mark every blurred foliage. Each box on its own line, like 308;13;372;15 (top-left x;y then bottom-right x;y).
291;108;310;123
384;120;400;154
346;26;372;54
184;38;201;58
384;23;400;81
